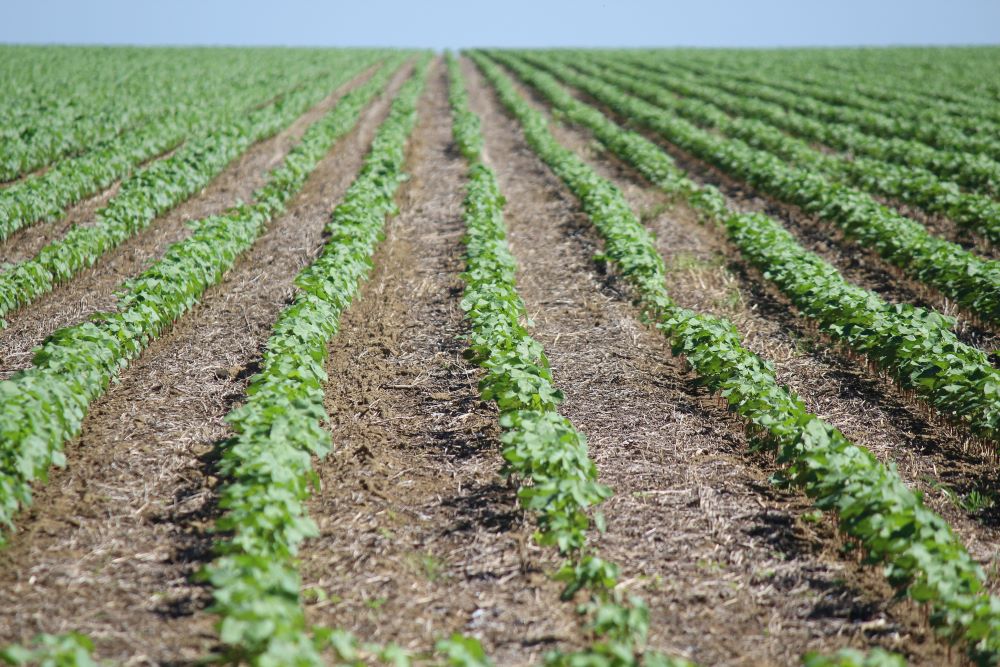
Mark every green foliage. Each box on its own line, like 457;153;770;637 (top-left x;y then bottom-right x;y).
801;648;908;667
472;50;1000;666
574;54;1000;246
0;51;382;242
0;56;404;540
0;633;97;667
435;635;494;667
0;53;386;321
497;52;1000;445
522;54;1000;327
203;57;430;664
599;51;1000;197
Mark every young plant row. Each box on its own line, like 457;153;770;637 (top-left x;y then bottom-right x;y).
1;104;145;183
642;46;1000;131
447;53;686;667
570;54;1000;246
718;58;1000;156
0;69;159;183
0;57;401;540
734;48;1000;119
500;52;1000;465
630;54;1000;196
201;56;427;665
636;53;1000;167
471;50;1000;666
0;55;393;325
774;63;1000;132
531;55;1000;327
0;52;377;242
634;47;1000;121
0;47;358;182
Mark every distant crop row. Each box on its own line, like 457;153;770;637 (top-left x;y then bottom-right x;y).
533;55;1000;328
655;51;1000;142
0;52;381;242
0;47;373;183
573;54;1000;245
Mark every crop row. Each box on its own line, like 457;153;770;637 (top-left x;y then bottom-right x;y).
770;63;1000;130
0;52;376;243
627;54;1000;196
639;47;998;123
569;54;1000;246
534;55;1000;327
723;47;1000;112
0;54;392;325
471;50;1000;665
0;56;401;538
671;47;1000;114
202;56;427;665
0;48;358;182
446;53;681;667
635;53;1000;166
784;66;1000;130
497;53;1000;461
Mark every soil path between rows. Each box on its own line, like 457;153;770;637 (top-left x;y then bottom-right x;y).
0;61;380;380
299;58;581;667
462;57;953;666
0;61;412;665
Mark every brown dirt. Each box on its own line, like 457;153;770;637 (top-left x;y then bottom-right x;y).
464;57;956;666
299;58;581;667
0;63;378;380
0;62;412;664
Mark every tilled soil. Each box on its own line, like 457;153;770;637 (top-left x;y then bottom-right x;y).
0;62;378;380
463;57;953;666
0;62;412;664
299;59;582;666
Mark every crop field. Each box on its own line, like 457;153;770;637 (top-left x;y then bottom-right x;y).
2;44;1000;666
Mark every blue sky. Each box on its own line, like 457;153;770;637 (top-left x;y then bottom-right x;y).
3;0;998;48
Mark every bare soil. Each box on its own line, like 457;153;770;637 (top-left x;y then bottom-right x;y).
0;62;411;664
